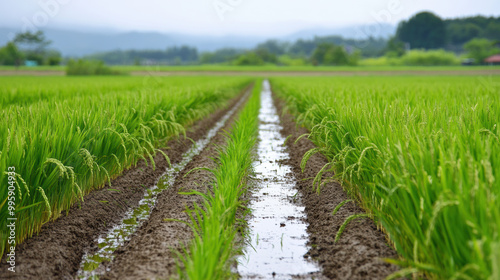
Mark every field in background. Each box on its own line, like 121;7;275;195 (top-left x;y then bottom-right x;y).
1;64;500;73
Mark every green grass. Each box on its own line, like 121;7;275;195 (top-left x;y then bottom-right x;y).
272;76;500;280
0;76;252;259
1;64;499;73
115;65;500;72
0;76;245;107
0;65;65;71
176;80;261;280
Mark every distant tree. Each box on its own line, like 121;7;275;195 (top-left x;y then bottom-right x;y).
45;50;62;66
385;37;406;57
464;38;500;64
171;46;198;62
311;43;359;66
289;39;317;56
255;40;288;55
0;42;24;67
444;16;500;46
200;48;242;64
87;46;199;65
233;52;264;65
324;45;349;65
311;43;331;65
255;48;277;63
14;31;51;52
446;22;481;45
485;21;500;40
14;31;52;64
396;12;446;49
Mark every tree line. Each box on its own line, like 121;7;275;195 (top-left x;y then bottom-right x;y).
1;13;499;67
388;12;500;63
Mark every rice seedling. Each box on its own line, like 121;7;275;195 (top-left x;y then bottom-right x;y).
176;80;261;280
272;76;500;280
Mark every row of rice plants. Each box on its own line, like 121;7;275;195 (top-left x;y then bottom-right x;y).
0;77;252;258
271;76;499;280
0;76;244;107
176;80;261;279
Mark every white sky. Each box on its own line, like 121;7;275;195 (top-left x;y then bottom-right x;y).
0;0;499;36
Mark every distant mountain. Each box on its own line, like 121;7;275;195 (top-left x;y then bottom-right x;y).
0;24;395;57
0;28;266;56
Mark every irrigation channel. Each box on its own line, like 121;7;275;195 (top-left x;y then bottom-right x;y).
237;81;322;279
77;90;250;279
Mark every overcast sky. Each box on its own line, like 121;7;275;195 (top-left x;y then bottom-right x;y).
0;0;499;36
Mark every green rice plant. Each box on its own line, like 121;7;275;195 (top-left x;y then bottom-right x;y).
176;80;261;280
272;76;500;280
0;76;252;258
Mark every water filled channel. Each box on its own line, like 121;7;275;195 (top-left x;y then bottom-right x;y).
237;80;321;279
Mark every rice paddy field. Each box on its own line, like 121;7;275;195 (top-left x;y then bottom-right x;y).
272;76;500;280
0;73;499;280
0;76;251;255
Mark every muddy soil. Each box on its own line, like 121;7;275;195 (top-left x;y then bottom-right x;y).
101;90;249;280
0;90;248;280
273;95;399;280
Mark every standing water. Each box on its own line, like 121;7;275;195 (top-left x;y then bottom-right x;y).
237;81;321;279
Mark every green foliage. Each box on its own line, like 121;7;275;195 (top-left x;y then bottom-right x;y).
13;31;51;53
0;42;24;66
311;43;359;66
232;48;279;65
446;16;500;45
273;76;500;280
397;12;446;49
464;38;500;64
45;50;62;66
179;81;261;279
0;76;251;260
277;55;308;66
233;52;265;66
289;36;386;58
385;37;406;57
255;40;288;56
11;30;61;66
400;49;459;66
200;48;243;64
86;46;199;65
363;50;459;66
254;48;278;63
66;59;127;76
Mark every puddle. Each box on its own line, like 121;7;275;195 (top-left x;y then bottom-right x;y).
237;81;321;279
77;92;249;280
